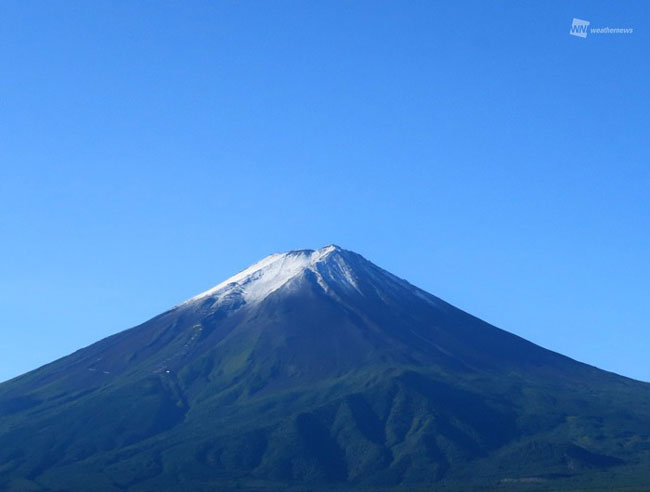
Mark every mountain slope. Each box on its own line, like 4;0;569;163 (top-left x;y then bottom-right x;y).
1;245;649;492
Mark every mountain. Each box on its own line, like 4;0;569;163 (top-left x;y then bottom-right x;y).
1;245;649;492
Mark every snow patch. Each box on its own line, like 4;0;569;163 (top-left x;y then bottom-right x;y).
183;245;345;307
180;244;440;311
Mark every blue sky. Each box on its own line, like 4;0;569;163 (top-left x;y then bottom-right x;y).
1;1;648;383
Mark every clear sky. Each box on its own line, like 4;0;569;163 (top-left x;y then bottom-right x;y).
1;1;648;383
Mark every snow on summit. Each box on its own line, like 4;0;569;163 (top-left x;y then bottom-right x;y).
181;244;439;311
184;245;356;306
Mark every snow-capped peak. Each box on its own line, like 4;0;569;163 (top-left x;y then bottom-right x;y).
184;245;351;307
